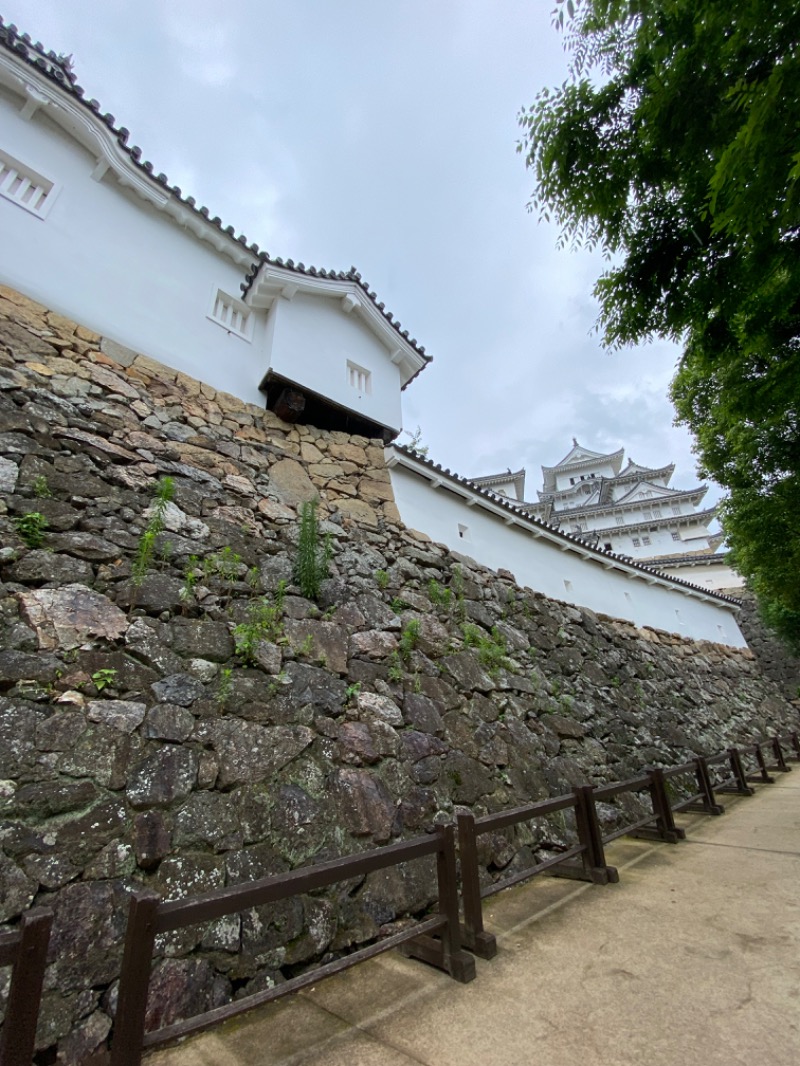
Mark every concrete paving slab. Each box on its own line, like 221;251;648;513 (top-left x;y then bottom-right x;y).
148;774;800;1066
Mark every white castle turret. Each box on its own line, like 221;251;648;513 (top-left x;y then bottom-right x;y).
471;439;722;563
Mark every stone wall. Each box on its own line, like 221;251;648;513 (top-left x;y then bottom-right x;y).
720;588;800;702
0;286;797;1063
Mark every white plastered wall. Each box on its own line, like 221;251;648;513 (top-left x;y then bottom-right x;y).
0;87;268;406
389;461;746;648
654;561;745;593
266;293;403;433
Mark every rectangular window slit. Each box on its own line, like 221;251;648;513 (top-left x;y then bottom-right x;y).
347;361;371;395
209;289;251;340
0;149;57;218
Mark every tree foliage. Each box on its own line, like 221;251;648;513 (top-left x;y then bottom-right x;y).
521;0;800;647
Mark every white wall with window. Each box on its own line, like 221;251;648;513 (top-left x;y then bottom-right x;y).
265;292;403;433
0;146;59;217
0;85;268;406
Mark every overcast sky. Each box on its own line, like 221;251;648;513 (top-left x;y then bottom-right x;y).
4;0;716;504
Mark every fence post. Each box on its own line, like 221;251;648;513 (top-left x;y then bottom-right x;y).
693;757;725;815
110;890;160;1066
787;732;800;760
574;786;618;883
435;824;476;983
753;742;775;784
456;812;497;959
771;736;790;773
646;768;685;840
0;909;52;1066
722;748;755;795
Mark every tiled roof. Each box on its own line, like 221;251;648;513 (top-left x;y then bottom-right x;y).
0;16;431;375
538;483;706;512
0;18;264;258
469;468;526;486
240;260;432;375
642;552;732;569
392;445;741;607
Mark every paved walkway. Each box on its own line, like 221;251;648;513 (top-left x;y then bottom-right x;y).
151;773;800;1066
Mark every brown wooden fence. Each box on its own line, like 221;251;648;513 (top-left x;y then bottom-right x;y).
1;730;797;1065
0;908;52;1066
109;824;475;1066
455;730;798;960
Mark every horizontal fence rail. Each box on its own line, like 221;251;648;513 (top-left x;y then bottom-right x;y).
109;825;475;1066
661;759;725;817
0;908;52;1066
3;732;797;1062
457;785;621;959
456;730;799;960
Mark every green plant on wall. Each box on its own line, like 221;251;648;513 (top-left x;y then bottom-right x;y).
233;581;286;664
91;668;118;693
203;546;244;604
428;578;453;611
31;475;52;499
294;499;332;601
132;477;174;588
179;554;201;611
13;511;49;549
399;618;421;661
216;667;233;708
461;622;510;677
344;682;362;705
387;651;404;683
294;634;315;659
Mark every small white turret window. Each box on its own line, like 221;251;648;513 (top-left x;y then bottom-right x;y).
0;149;58;218
347;361;372;396
209;289;251;339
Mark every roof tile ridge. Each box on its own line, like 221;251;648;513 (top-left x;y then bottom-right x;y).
1;16;432;375
0;17;275;265
240;258;430;367
392;446;739;605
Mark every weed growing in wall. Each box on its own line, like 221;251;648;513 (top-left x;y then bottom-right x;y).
294;634;315;659
405;425;429;457
399;618;421;661
203;546;245;604
294;499;332;601
462;622;510;677
387;651;404;683
13;511;49;549
180;554;201;611
216;667;233;708
344;682;362;705
31;475;52;499
428;578;453;611
233;581;287;664
132;477;175;589
91;668;118;693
